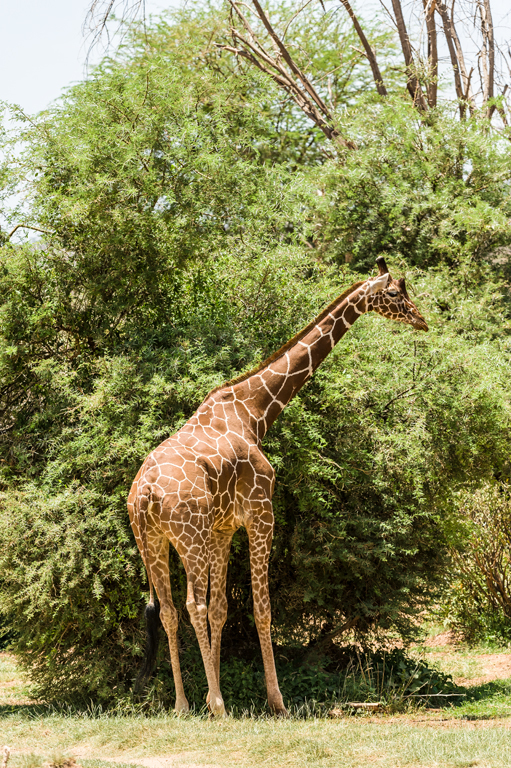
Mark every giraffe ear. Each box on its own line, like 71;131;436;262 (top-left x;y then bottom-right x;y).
397;277;410;300
376;256;390;276
367;273;390;294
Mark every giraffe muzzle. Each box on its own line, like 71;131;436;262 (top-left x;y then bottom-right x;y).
413;316;429;332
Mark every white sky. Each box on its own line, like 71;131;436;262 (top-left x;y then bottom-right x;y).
1;0;510;115
0;0;171;114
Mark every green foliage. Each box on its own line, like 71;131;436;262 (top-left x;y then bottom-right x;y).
148;638;455;713
311;102;511;271
440;483;511;644
133;1;397;168
0;4;511;705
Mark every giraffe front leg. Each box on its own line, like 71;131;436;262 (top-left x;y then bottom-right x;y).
247;507;287;717
208;530;233;686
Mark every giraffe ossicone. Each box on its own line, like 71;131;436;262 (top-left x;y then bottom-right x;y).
128;258;428;717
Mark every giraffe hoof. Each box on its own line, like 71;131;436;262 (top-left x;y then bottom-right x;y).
208;696;227;717
269;698;289;717
174;698;190;714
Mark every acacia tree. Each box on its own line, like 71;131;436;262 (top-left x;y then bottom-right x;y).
221;0;510;131
86;0;511;144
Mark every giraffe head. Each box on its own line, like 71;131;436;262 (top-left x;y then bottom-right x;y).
364;257;428;331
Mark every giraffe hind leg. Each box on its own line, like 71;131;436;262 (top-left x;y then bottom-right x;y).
247;506;287;716
184;561;226;717
146;531;189;713
208;530;233;687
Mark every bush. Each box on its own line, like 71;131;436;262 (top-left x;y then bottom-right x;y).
145;633;456;713
441;483;511;644
310;101;511;271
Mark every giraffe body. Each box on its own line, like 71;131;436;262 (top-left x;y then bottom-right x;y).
128;260;428;716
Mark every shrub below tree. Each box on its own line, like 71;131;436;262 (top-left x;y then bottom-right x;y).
441;483;511;644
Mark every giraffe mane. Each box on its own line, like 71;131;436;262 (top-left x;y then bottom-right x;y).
208;280;366;396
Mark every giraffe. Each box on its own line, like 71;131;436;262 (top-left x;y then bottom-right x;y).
127;256;428;717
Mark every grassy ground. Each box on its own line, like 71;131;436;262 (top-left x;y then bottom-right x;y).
1;640;511;768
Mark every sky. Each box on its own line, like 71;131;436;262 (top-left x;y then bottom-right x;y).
0;0;171;114
1;0;510;115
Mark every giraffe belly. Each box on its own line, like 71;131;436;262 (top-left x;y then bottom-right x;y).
211;496;248;533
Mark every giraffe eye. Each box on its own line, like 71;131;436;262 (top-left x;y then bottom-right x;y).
387;290;399;297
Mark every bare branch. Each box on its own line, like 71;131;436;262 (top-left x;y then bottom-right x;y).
435;1;466;116
282;0;316;40
337;0;388;97
465;66;474;101
496;84;509;127
436;0;475;115
226;0;356;148
478;0;495;117
390;0;428;109
8;225;53;240
423;0;438;108
84;0;145;61
250;0;332;116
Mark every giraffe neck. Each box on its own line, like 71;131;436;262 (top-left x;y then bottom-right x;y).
232;281;370;439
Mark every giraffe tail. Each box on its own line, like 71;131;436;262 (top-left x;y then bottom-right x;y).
134;575;160;694
136;598;160;691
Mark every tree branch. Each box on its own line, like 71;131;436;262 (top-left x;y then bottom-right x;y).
496;84;509;127
225;0;356;148
435;1;465;116
337;0;387;97
250;0;332;116
8;224;53;240
423;0;438;108
390;0;428;110
435;0;474;116
478;0;495;117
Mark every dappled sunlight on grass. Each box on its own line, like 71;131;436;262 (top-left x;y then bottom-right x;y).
3;711;511;768
2;644;511;767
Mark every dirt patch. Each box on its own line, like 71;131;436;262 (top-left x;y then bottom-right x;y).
136;758;223;768
364;715;511;729
424;649;511;686
421;631;458;648
97;758;224;768
7;752;224;768
328;710;511;728
415;631;511;686
455;653;511;687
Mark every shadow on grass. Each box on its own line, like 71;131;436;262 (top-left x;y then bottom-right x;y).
0;699;210;721
464;679;511;701
441;678;511;720
0;702;66;718
3;673;511;722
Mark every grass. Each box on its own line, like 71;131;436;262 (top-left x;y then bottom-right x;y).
0;654;18;682
2;646;511;768
0;653;31;705
418;648;483;682
415;642;511;683
410;637;511;719
3;706;511;768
